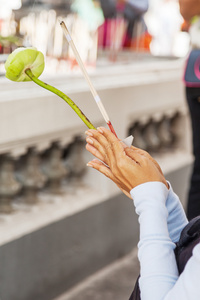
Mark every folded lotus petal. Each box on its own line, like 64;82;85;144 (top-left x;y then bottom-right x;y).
5;47;45;82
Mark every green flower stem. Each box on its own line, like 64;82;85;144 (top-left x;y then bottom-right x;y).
25;68;96;130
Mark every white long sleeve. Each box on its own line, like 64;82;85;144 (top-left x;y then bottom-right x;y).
130;181;200;300
131;182;179;300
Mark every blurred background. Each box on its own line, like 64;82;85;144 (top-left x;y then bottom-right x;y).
0;1;194;300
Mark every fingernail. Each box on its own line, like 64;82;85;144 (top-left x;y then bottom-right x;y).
87;162;93;167
86;137;93;144
85;130;93;136
97;127;103;133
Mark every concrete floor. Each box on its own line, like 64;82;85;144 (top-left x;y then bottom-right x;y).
54;248;140;300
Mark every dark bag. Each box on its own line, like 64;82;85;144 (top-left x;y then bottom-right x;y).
184;49;200;87
129;216;200;300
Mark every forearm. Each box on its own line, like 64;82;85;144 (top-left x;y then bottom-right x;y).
131;182;179;300
179;0;200;21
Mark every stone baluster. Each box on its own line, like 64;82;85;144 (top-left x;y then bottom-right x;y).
129;121;148;151
42;142;67;194
143;118;161;153
64;137;87;178
17;148;47;204
170;112;184;148
0;154;21;213
157;116;174;150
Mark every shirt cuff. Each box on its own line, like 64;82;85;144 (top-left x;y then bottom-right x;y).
130;181;169;212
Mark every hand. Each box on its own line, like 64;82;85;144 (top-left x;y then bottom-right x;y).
85;127;168;199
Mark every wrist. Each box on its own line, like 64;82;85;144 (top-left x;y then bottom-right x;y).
130;181;169;212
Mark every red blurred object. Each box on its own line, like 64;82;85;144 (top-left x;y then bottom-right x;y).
130;31;152;51
98;19;152;51
181;20;190;32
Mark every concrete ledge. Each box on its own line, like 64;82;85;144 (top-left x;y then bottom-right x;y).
0;160;192;300
0;193;139;300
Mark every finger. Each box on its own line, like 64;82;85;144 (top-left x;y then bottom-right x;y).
121;190;133;200
87;159;132;196
87;128;118;150
95;127;127;164
85;129;112;163
87;129;139;188
130;146;157;164
86;136;109;164
130;146;152;159
97;127;122;148
124;147;144;165
130;146;163;173
87;159;116;181
85;143;105;162
93;129;140;188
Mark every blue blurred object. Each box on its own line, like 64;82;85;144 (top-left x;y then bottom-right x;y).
71;0;104;31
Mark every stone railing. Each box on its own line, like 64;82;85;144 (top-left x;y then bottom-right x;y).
0;54;192;218
0;135;87;213
0;53;195;300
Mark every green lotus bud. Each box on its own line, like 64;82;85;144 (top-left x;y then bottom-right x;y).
4;47;96;129
5;47;45;82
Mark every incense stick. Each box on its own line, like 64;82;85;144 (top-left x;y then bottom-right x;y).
60;20;118;137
